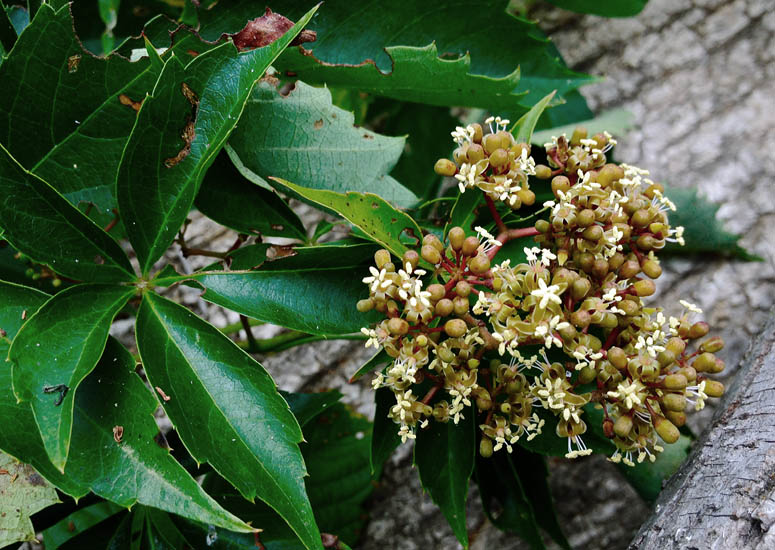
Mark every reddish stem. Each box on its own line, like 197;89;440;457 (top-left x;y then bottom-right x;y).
484;193;507;234
422;383;442;405
488;227;541;259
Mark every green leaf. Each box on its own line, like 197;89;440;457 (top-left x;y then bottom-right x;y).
511;91;556;144
0;281;86;497
664;186;758;260
187;267;377;336
531;108;635;146
0;4;156;222
349;349;390;383
281;390;342;428
198;0;594;109
414;408;475;548
135;292;321;550
0;143;135;282
195;152;307;241
259;242;378;271
196;402;377;548
0;451;60;548
0;2;16;53
370;387;402;474
447;189;483;235
226;81;416;208
511;448;570;550
42;501;125;550
277;43;526;110
9;284;134;471
619;433;691;502
475;451;545;550
271;177;423;259
546;0;648;17
69;338;251;532
117;6;318;275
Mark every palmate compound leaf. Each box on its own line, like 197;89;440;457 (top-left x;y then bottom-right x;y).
9;284;135;471
65;337;252;532
0;286;250;534
414;407;476;548
116;6;319;275
0;143;135;283
0;451;60;548
197;0;594;109
135;292;322;550
225;80;416;208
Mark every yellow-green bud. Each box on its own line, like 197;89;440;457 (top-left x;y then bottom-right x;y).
662;393;686;412
356;299;374;313
435;298;454;317
469;254;491;275
374;249;391;269
479;437;493;458
421;244;441;265
455;281;471;298
607;347;628;369
642;259;662;279
654;416;680;443
704;379;724;397
633;279;656;297
434;158;457;176
535;164;552;179
387;317;409;335
448;227;465;251
614;415;633;438
444;318;468;338
700;336;724;353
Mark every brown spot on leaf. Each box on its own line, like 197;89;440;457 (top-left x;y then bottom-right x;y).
164;83;199;168
27;473;46;486
259;73;280;87
67;54;81;74
113;425;124;443
186;49;199;57
363;133;373;139
230;8;317;51
314;119;324;130
94;254;105;265
118;93;143;112
67;520;75;532
155;386;171;401
270;224;284;231
181;82;199;108
266;245;296;260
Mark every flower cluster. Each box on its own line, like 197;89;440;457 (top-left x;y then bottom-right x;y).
434;117;537;209
359;121;726;465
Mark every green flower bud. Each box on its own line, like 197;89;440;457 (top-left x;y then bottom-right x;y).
374;249;391;269
435;298;454;317
387;317;409;335
704;379;724;397
535;164;552;179
427;284;446;302
434;158;457;176
448;227;466;251
421;244;441;265
662;393;686;412
654;416;680;444
642;259;662;279
665;410;686;427
356;299;374;313
633;279;656;297
469;254;491;275
462;236;479;257
700;336;724;353
607;347;628;369
479;437;494;458
551;175;571;196
444;318;468;338
614;415;633;438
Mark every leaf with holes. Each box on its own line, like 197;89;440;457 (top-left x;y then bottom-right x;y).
197;0;594;109
116;6;318;274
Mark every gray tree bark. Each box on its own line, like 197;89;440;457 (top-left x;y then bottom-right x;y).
629;310;775;549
